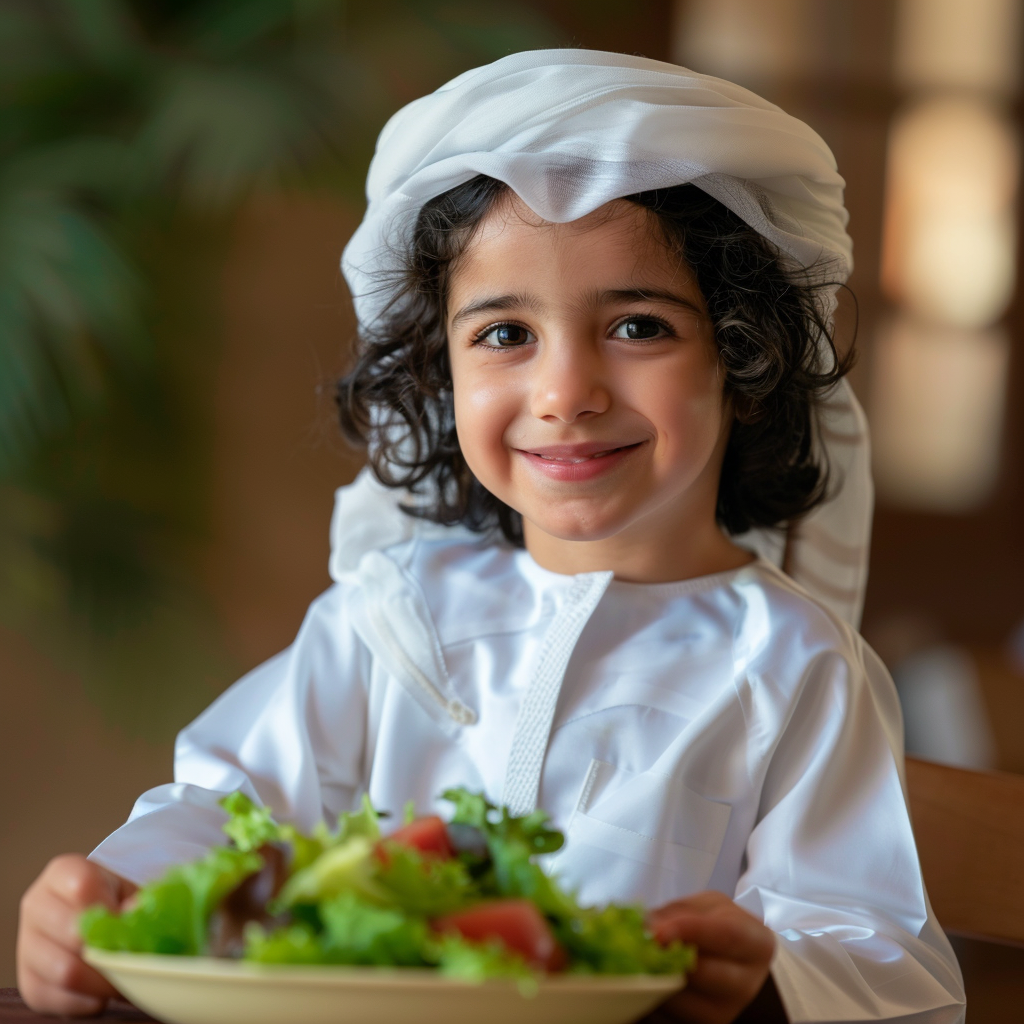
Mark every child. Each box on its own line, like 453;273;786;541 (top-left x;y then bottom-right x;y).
17;50;965;1023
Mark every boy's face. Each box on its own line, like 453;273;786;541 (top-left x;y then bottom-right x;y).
446;195;739;581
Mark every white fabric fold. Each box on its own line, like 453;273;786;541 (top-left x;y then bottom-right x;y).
343;50;853;327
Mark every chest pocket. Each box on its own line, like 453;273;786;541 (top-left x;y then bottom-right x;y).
550;760;732;909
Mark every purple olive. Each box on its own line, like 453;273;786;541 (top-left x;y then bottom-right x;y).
445;822;489;860
208;843;290;958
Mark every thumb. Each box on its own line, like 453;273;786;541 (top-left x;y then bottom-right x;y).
83;862;136;913
118;880;139;913
96;864;131;909
44;855;121;914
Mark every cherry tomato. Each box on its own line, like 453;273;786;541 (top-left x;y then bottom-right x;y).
385;816;456;859
434;899;567;971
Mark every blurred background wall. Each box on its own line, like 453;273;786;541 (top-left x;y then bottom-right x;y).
1;0;1021;1014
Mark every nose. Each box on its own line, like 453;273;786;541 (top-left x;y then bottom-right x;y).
529;335;611;423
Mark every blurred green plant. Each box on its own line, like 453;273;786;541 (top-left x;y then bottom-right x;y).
0;0;556;735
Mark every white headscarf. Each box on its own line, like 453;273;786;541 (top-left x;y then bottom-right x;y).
335;49;873;629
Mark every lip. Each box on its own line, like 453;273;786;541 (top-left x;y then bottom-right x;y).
515;440;644;482
521;441;642;460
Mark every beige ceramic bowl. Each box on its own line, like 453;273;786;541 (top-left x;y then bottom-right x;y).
85;948;684;1024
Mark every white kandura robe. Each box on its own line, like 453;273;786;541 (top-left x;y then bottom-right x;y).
91;504;965;1024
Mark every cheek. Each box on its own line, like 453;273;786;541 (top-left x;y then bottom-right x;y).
452;370;520;461
647;361;726;458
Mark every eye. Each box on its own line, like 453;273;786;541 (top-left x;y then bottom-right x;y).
474;323;536;348
611;317;672;342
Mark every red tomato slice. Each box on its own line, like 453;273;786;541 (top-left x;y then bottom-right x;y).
385;816;456;859
434;899;567;971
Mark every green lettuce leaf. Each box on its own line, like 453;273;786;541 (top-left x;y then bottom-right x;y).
318;890;430;965
243;921;325;964
556;904;696;976
81;845;263;955
486;838;580;919
374;843;475;917
436;933;536;993
335;794;382;843
245;896;432;967
443;789;563;856
442;787;573;915
276;835;386;907
220;791;381;860
442;789;494;831
219;792;281;852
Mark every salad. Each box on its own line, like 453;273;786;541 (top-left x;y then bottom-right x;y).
81;789;694;987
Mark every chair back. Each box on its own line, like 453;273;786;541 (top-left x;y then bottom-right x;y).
905;755;1024;944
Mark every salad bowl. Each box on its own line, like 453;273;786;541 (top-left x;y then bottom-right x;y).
82;790;692;1024
85;948;684;1024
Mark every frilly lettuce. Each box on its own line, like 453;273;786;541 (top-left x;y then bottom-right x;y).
80;846;262;956
81;788;695;981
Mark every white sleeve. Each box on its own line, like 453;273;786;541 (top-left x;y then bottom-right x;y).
734;639;966;1024
89;584;372;885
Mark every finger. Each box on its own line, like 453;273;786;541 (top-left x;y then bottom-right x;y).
42;855;121;911
686;954;767;1000
662;985;735;1024
648;891;732;924
20;888;85;952
18;965;108;1018
655;914;773;964
652;911;774;965
647;892;737;941
19;929;119;1001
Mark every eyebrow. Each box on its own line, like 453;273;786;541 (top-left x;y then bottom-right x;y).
448;287;706;329
599;288;707;318
449;292;542;330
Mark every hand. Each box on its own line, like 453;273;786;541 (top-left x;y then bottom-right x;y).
17;853;138;1016
648;891;776;1024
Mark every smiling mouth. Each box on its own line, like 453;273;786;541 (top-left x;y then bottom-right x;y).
525;442;643;463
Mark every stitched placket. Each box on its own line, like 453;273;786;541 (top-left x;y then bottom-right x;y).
502;570;613;816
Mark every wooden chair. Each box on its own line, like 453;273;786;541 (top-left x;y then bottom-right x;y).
905;755;1024;945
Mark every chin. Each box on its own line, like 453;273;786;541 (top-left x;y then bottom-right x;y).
524;511;628;545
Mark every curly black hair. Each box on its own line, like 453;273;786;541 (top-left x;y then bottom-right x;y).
337;176;854;546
